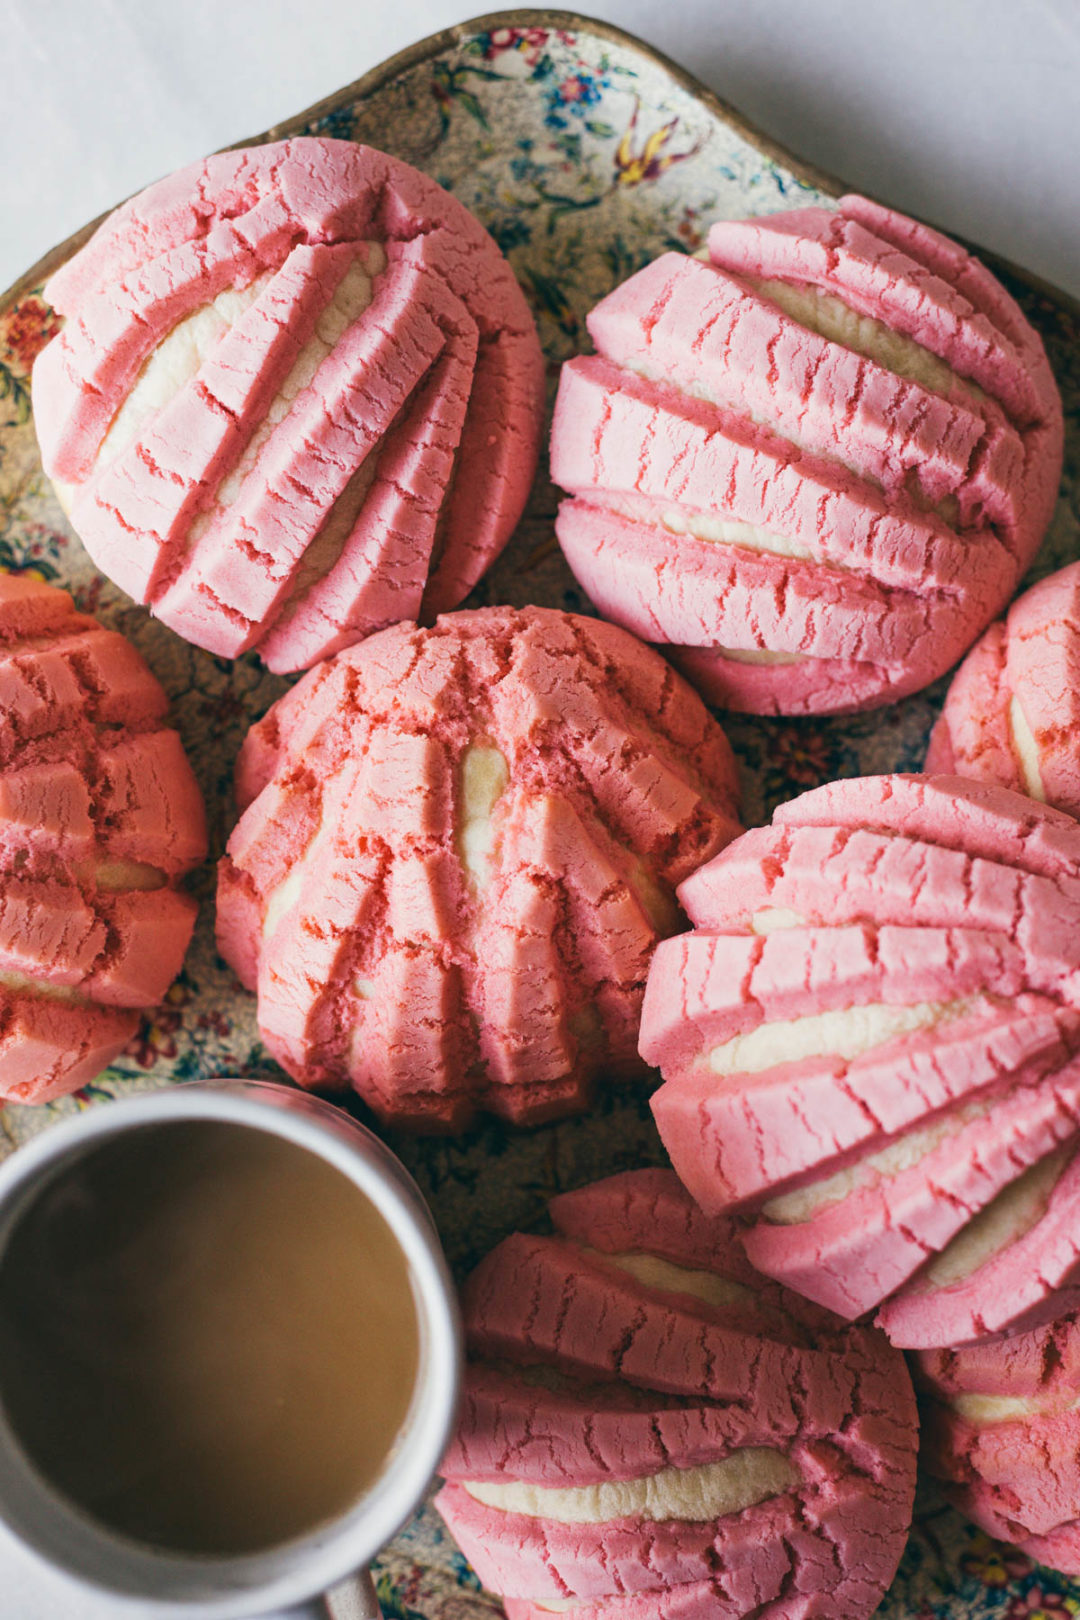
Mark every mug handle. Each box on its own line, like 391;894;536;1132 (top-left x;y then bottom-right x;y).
278;1568;381;1620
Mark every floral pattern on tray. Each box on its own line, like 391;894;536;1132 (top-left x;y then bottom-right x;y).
2;16;1080;1617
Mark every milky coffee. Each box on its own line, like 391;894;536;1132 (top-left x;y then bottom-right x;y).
0;1120;420;1556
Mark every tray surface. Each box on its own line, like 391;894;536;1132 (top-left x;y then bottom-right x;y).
2;10;1079;1616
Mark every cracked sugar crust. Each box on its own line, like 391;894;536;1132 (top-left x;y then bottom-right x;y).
549;194;1063;716
435;1168;917;1620
216;605;742;1131
32;137;544;672
0;573;207;1104
915;1306;1080;1574
640;773;1080;1347
928;559;1080;820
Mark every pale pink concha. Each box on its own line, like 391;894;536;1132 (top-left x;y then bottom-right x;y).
640;772;1080;1346
216;606;742;1131
436;1168;917;1620
549;194;1063;715
0;572;206;1102
916;1311;1080;1573
927;559;1080;819
32;137;545;672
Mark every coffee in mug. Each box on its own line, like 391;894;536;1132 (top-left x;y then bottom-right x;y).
0;1118;421;1557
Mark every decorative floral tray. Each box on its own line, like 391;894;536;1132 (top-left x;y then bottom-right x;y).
2;10;1079;1618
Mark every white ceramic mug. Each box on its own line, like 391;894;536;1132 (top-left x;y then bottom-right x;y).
0;1081;462;1620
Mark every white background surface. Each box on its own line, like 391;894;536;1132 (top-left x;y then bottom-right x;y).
1;0;1078;299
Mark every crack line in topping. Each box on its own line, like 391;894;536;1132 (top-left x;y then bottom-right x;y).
90;272;275;481
615;275;974;524
926;1145;1073;1289
762;1092;997;1227
578;1247;753;1311
180;247;385;546
0;970;90;1006
751;276;986;408
461;1448;799;1524
1008;694;1046;802
708;997;971;1076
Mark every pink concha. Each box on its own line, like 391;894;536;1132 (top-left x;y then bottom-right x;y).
32;137;544;672
640;773;1080;1346
216;606;742;1132
435;1169;917;1620
549;195;1063;715
0;572;206;1103
915;1308;1080;1572
927;559;1080;820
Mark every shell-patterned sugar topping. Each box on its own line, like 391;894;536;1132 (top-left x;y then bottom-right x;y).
32;137;545;672
928;558;1080;819
640;773;1080;1347
550;194;1063;716
0;573;206;1103
916;1306;1080;1574
436;1168;918;1620
216;606;742;1132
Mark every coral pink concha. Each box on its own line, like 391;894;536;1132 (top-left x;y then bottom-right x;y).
640;773;1080;1347
550;194;1063;715
0;572;206;1103
216;605;742;1131
32;137;545;672
436;1167;918;1620
916;1309;1080;1573
927;559;1080;820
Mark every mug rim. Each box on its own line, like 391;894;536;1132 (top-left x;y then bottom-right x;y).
0;1081;463;1618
